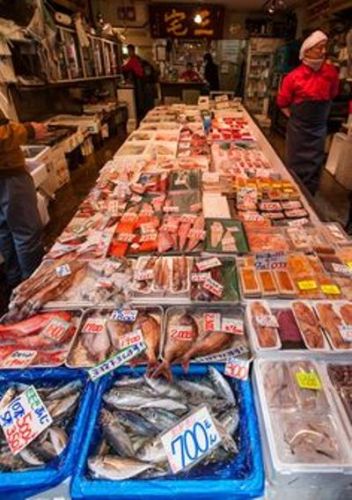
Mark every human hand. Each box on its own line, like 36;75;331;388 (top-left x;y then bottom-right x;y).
31;122;48;140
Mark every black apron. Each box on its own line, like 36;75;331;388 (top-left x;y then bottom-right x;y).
286;100;331;195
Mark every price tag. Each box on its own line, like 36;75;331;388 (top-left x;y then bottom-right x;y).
297;280;318;291
81;317;106;335
287;218;309;227
130;194;142;203
108;200;120;216
221;318;244;335
169;326;195;341
117;233;135;243
295;371;321;391
225;357;250;380
255;252;286;270
41;318;72;343
203;277;224;298
160;406;221;474
163;206;179;213
180;214;197;224
0;386;52;455
338;325;352;342
204;313;222;332
196;258;222;272
332;263;352;276
139;232;158;243
140;222;157;235
2;351;37;369
191;272;211;283
88;341;146;381
256;314;279;328
121;213;138;223
321;284;341;295
55;264;71;277
135;269;154;281
96;278;113;289
118;330;144;350
110;309;138;323
347;262;352;269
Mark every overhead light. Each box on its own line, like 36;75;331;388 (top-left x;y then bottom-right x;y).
264;0;287;15
194;13;202;24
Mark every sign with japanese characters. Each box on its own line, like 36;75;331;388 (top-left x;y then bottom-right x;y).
149;4;224;39
0;386;52;455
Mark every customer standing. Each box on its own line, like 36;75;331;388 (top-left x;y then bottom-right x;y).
277;30;339;195
203;53;219;92
0;105;46;292
122;44;145;121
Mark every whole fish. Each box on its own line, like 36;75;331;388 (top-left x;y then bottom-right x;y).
115;409;159;437
46;381;82;401
181;331;234;372
177;379;217;401
101;409;135;457
144;376;184;400
217;408;240;437
141;408;179;432
106;320;130;350
133;314;160;369
82;322;111;363
0;450;26;471
0;387;16;412
103;388;155;409
46;391;80;420
208;367;235;405
88;455;153;480
152;313;198;381
136;436;167;464
113;376;145;388
19;447;45;467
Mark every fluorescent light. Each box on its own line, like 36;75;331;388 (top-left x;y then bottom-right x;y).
194;13;202;24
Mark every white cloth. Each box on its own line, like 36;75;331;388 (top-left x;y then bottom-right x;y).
299;30;328;60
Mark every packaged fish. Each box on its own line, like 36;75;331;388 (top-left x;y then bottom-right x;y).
273;269;296;298
286;227;332;253
115;142;150;157
324;222;351;247
315;303;352;351
258;270;278;296
158;214;205;254
239;267;261;298
157;306;247;377
290;360;329;411
191;258;239;303
168;170;201;191
245;227;290;253
291;301;329;351
163;190;202;214
205;219;248;254
287;254;321;299
0;310;81;368
128;131;155;142
261;361;297;408
66;307;163;369
133;172;168;194
248;301;281;350
274;308;305;350
327;364;352;424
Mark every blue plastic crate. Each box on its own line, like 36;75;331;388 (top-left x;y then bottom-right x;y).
71;364;264;500
0;367;95;499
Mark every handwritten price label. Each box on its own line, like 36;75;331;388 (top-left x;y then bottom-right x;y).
135;269;154;281
339;325;352;342
256;314;279;328
221;318;244;335
82;317;106;335
332;263;352;277
160;406;221;474
55;264;71;277
163;206;179;213
117;233;135;243
118;330;144;350
110;309;138;323
0;386;52;455
139;232;158;243
41;318;72;343
203;277;224;298
204;313;221;332
196;258;222;272
295;371;321;391
191;272;211;283
225;357;250;380
2;351;37;369
170;326;195;341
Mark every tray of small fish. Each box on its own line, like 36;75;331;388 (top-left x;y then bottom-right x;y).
205;218;248;255
70;365;264;500
253;358;352;484
66;307;163;370
190;257;240;303
0;368;93;498
0;310;82;368
168;170;201;192
153;306;249;378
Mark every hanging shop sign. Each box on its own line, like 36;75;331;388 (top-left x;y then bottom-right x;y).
149;4;224;39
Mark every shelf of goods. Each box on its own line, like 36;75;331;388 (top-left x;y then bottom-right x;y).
1;98;352;499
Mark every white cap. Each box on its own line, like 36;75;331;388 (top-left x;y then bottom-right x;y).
299;30;328;60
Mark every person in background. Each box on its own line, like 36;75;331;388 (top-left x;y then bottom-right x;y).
0;106;47;294
203;53;219;92
122;44;145;121
277;30;339;195
180;62;202;82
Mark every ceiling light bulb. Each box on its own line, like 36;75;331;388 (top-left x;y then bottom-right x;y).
268;6;275;14
194;14;202;24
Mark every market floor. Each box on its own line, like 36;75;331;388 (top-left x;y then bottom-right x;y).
43;132;126;250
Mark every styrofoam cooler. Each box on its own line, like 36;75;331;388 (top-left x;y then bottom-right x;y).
325;133;352;187
252;358;352;500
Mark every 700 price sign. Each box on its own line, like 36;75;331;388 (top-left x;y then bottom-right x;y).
161;406;221;473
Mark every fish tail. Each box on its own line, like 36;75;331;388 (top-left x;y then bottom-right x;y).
150;361;173;382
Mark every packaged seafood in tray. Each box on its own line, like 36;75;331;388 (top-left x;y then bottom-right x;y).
150;142;177;159
323;222;352;247
155;306;248;378
115;142;151;158
132;172;168;194
168;170;201;191
157;214;205;255
0;310;82;368
315;252;352;300
246;300;330;355
315;302;352;351
245;227;291;254
66;306;163;370
285;226;332;253
205;219;248;255
127;131;155;142
326;364;352;433
157;157;209;172
163;190;202;214
0;368;93;498
253;358;352;491
71;365;264;500
191;257;239;303
132;256;191;301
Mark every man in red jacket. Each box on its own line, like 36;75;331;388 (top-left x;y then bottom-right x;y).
277;30;339;195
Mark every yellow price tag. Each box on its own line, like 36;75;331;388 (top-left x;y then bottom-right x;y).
321;284;341;295
347;262;352;269
298;280;318;291
295;371;321;391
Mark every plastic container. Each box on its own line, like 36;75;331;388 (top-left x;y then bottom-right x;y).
71;364;264;500
0;367;94;498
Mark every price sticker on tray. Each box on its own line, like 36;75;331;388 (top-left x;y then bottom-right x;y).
55;264;71;278
42;318;72;343
297;280;318;291
225;357;250;381
320;284;341;296
2;351;37;369
204;313;222;332
338;325;352;342
295;370;321;391
256;314;279;328
118;330;144;350
221;318;244;335
110;309;138;323
117;233;135;243
203;277;224;298
170;326;195;341
160;405;221;474
0;386;52;455
82;317;106;335
196;258;222;272
135;269;154;281
191;272;211;283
